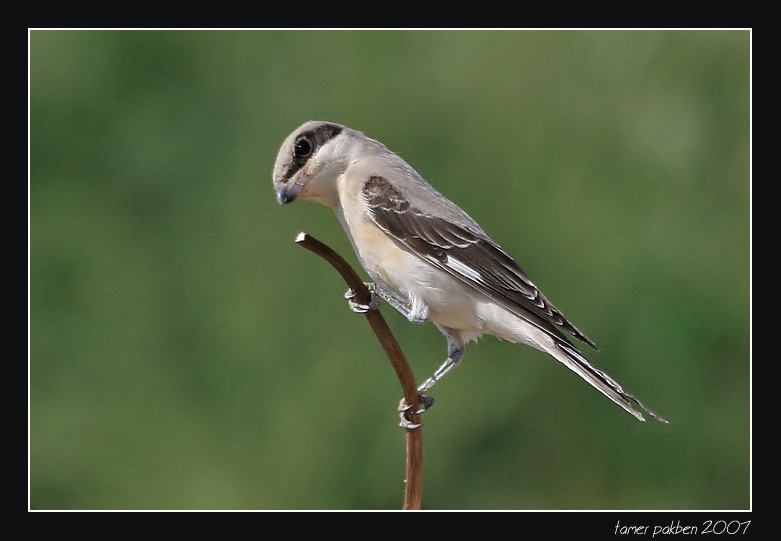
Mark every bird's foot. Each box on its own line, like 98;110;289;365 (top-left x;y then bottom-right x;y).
344;285;381;313
397;395;435;430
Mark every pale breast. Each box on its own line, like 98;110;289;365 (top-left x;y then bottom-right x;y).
334;166;486;333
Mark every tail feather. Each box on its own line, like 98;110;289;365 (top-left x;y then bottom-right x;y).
552;342;667;423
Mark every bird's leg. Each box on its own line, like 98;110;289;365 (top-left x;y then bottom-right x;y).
345;283;430;323
398;326;465;429
345;285;459;429
417;325;466;396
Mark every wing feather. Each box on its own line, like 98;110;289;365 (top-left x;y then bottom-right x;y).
362;175;596;349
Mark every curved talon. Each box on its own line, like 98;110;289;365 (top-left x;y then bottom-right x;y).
344;287;381;313
398;399;422;430
398;395;434;415
399;415;422;430
397;394;435;430
348;299;371;313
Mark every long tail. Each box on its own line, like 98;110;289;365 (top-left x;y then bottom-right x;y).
550;341;667;423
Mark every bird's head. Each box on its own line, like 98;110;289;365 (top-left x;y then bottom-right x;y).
273;120;357;208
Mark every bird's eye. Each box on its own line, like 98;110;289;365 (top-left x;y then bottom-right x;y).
294;137;312;158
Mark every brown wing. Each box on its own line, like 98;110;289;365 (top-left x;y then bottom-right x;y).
362;175;597;350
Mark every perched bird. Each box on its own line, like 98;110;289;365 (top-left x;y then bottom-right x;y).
272;120;666;427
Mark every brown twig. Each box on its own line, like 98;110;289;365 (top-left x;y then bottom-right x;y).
294;232;423;510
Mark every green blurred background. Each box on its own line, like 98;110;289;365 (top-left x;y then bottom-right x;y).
29;30;750;510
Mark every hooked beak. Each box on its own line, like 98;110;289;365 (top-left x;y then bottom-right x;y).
275;169;307;205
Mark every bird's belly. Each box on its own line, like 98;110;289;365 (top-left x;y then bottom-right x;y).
340;208;483;332
363;242;483;331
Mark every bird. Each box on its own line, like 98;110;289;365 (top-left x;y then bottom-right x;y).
272;120;667;427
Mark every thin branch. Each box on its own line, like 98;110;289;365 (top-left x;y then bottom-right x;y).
294;232;423;510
